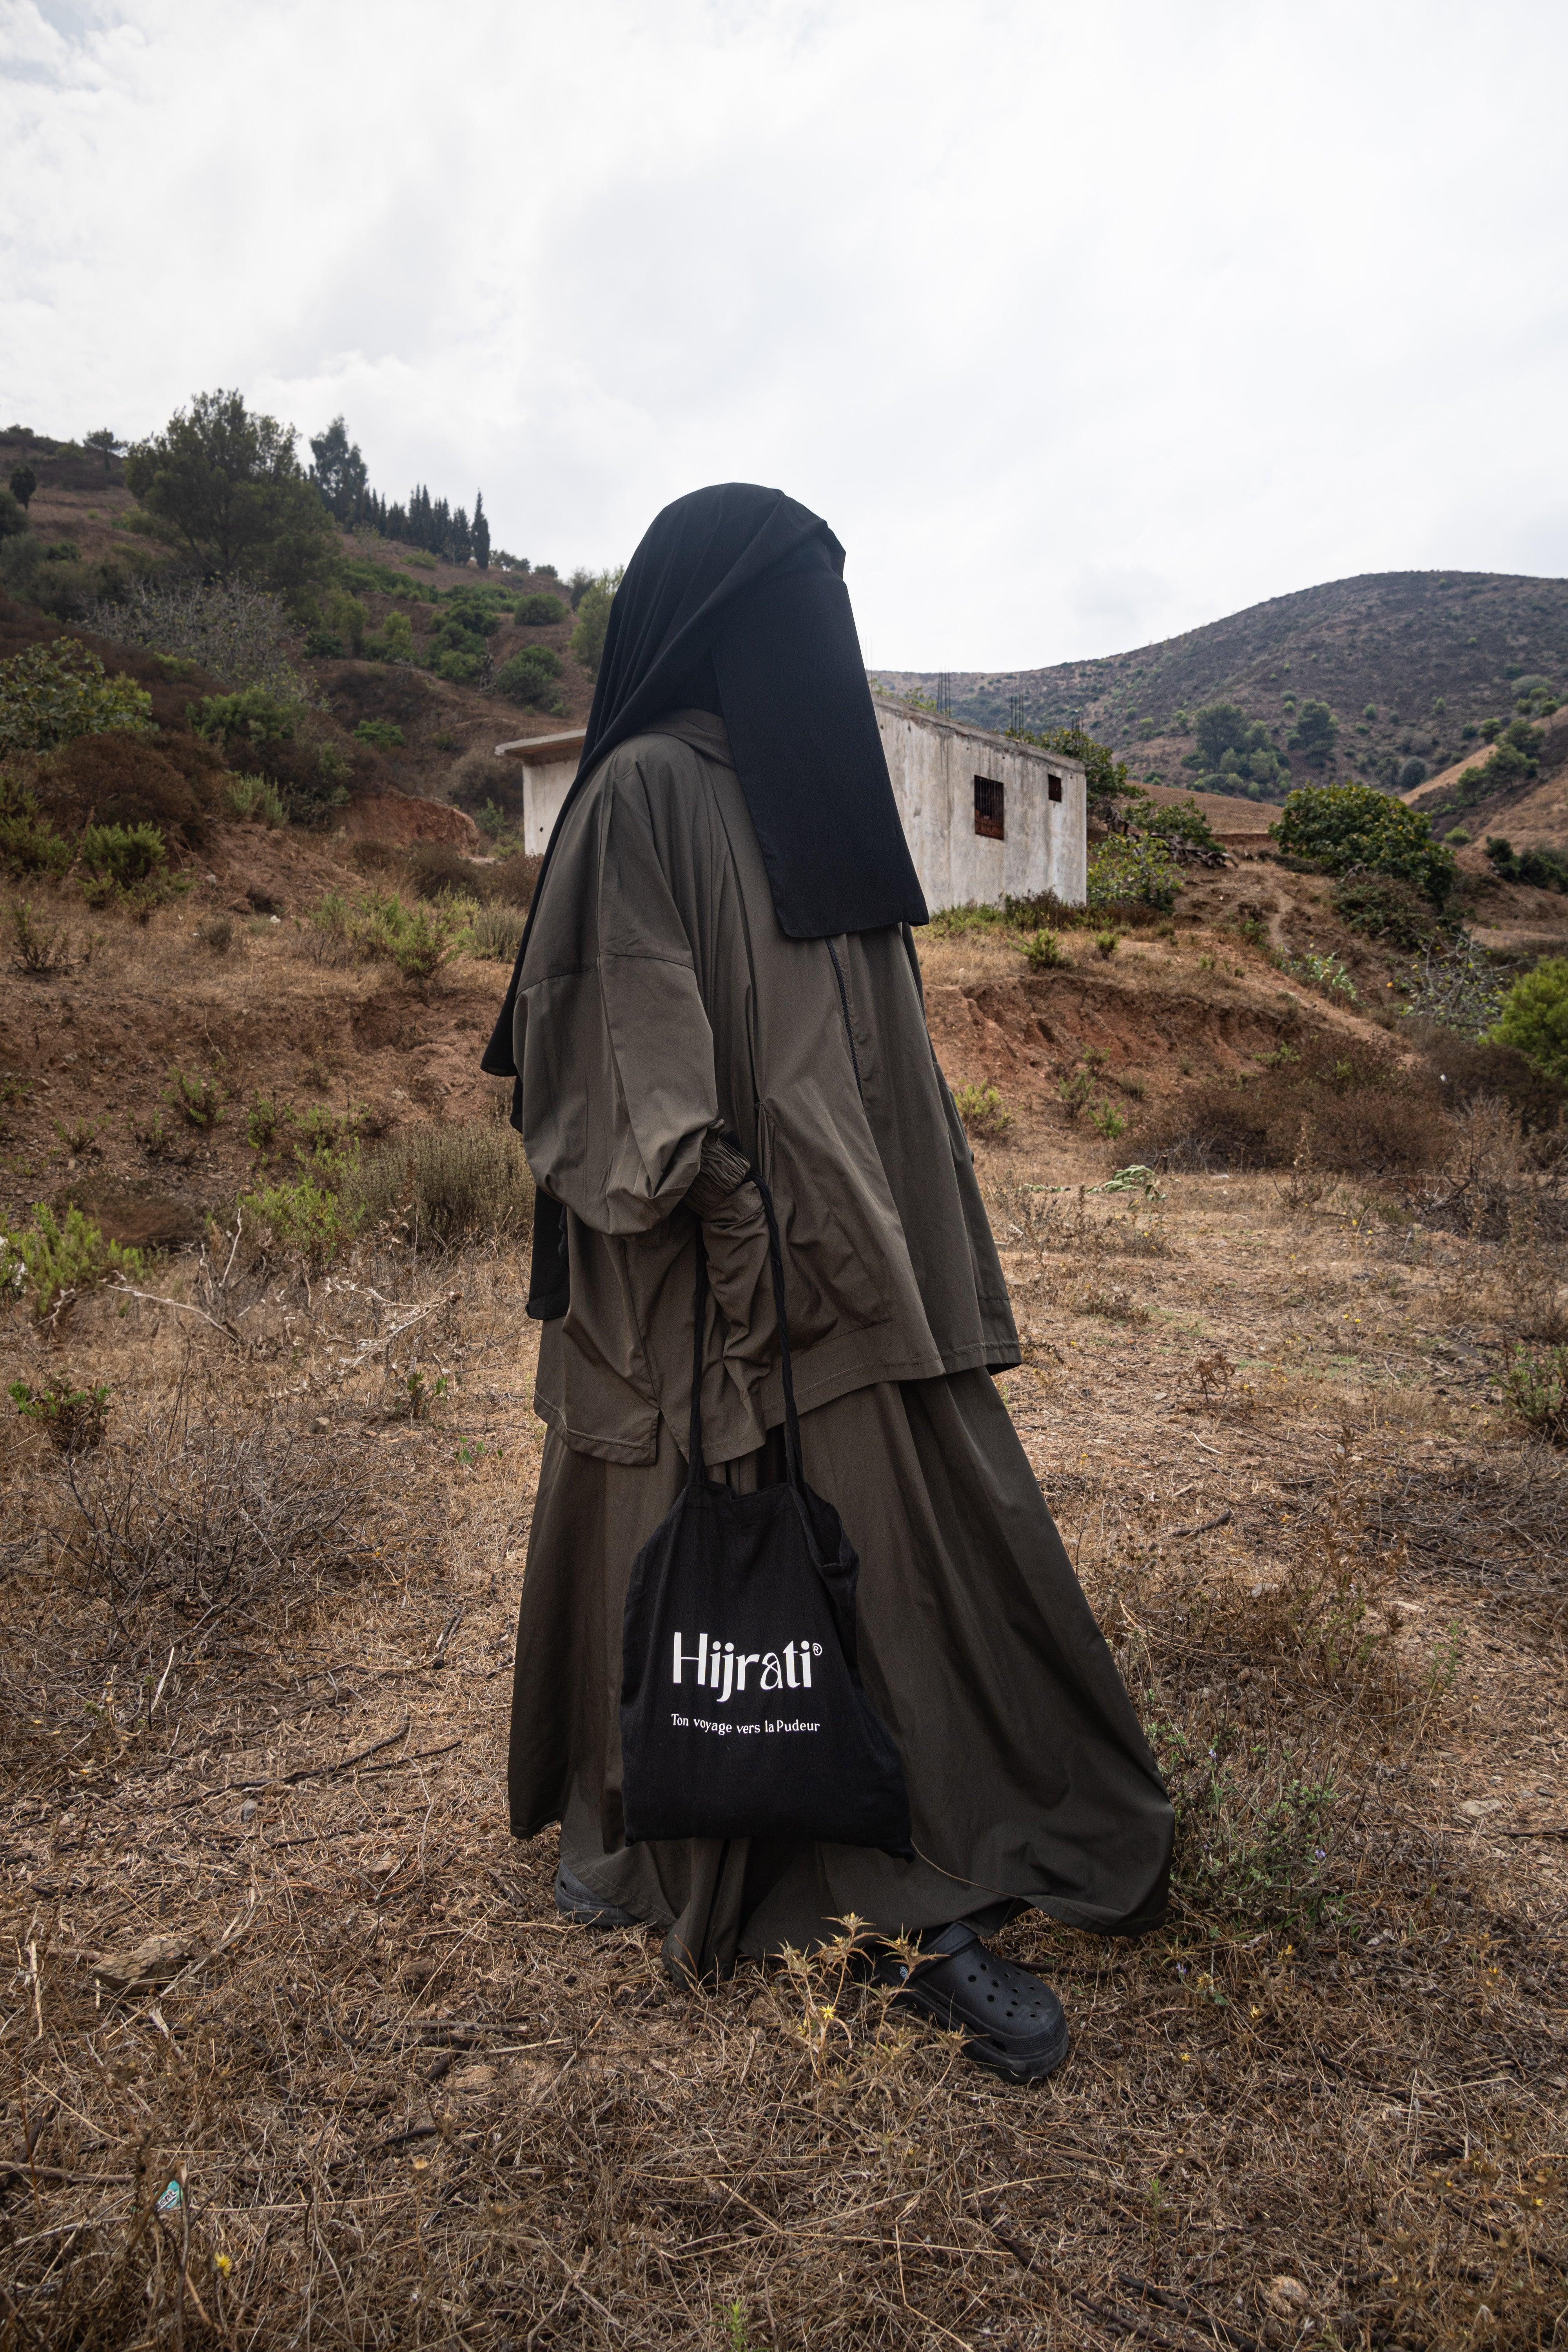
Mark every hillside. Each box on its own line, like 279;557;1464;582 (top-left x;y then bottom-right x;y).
879;568;1568;818
0;425;596;831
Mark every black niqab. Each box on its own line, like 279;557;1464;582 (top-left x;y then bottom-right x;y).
481;482;927;1318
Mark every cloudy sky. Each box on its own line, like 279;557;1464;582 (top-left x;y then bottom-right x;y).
4;0;1566;668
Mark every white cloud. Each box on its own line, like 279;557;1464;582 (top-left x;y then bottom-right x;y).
3;0;1565;665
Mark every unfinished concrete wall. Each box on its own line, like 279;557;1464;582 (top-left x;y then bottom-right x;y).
872;697;1087;911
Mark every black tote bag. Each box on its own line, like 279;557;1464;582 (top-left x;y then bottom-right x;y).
620;1174;913;1857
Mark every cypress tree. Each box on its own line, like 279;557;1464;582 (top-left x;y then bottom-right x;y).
472;492;490;571
451;504;472;564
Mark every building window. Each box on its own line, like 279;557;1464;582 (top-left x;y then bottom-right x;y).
1047;772;1063;804
973;776;1005;839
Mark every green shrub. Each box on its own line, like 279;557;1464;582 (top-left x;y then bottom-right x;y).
225;773;287;826
163;1067;225;1128
1180;703;1287;797
191;685;301;752
1271;782;1456;904
0;489;27;540
1490;958;1568;1082
0;1203;144;1320
79;820;166;889
0;639;154;754
431;647;484;684
363;610;414;663
1504;1344;1568;1445
515;592;566;626
243;1172;359;1268
307;886;474;987
1021;927;1065;969
353;719;404;749
7;900;71;974
0;775;71;875
1485;836;1568;894
495;645;565;708
8;1370;111;1452
1094;929;1120;958
123;389;337;597
1087;833;1180;911
1280;948;1357;1003
1141;795;1221;853
951;1082;1011;1139
344;1118;535;1249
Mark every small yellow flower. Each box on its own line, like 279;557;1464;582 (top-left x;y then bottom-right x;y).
214;2254;232;2278
1178;2050;1192;2063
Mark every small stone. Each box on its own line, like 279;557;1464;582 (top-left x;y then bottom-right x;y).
240;1800;258;1823
1264;2276;1309;2316
451;2062;495;2092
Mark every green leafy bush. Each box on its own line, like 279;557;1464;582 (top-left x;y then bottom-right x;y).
242;1172;359;1268
7;900;71;973
1021;927;1065;969
306;886;474;987
0;1203;144;1321
353;719;404;749
515;592;566;625
1087;833;1180;911
1286;699;1338;768
1504;1344;1568;1445
0;775;71;875
1490;957;1568;1082
431;647;484;684
1141;795;1221;853
1272;782;1456;904
951;1082;1011;1138
0;639;154;754
79;821;167;889
162;1066;225;1128
1009;721;1132;809
9;1370;111;1452
1485;836;1568;894
495;645;565;709
363;610;414;663
225;773;288;826
191;685;301;752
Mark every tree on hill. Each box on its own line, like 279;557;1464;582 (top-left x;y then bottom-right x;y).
125;390;336;597
309;416;369;524
9;465;37;511
1009;720;1134;813
472;491;490;572
1286;699;1338;768
569;570;622;681
1183;702;1286;798
83;429;123;473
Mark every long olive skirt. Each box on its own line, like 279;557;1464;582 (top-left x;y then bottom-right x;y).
507;1368;1172;1981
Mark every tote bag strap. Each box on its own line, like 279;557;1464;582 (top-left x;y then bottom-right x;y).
685;1158;805;1497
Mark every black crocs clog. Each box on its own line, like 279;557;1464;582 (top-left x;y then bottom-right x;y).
889;1920;1069;2082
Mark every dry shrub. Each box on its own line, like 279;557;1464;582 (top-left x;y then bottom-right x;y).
1138;1036;1448;1174
1416;1094;1568;1251
1408;1022;1566;1133
56;1384;379;1640
33;726;226;850
347;1116;534;1250
350;842;539;913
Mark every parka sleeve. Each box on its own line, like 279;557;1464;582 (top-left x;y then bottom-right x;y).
515;759;716;1236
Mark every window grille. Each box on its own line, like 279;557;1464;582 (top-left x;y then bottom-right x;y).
973;776;1005;839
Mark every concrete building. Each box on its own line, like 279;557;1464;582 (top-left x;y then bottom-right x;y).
496;697;1086;911
871;696;1086;911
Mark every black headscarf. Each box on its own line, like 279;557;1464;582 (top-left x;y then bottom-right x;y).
481;484;926;1315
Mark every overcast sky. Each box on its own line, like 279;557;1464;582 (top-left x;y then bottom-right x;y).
4;0;1566;669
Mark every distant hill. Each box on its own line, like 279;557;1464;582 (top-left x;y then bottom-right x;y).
878;569;1568;809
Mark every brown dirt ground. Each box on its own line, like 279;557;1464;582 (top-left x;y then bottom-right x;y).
2;851;1566;2350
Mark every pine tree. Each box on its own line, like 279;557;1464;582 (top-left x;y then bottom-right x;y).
472;492;490;571
451;504;472;564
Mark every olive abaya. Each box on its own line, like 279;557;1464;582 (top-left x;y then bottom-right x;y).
500;706;1172;1978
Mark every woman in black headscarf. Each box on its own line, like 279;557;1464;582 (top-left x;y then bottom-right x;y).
483;484;1170;2081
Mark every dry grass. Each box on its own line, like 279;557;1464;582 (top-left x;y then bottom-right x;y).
2;876;1567;2349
